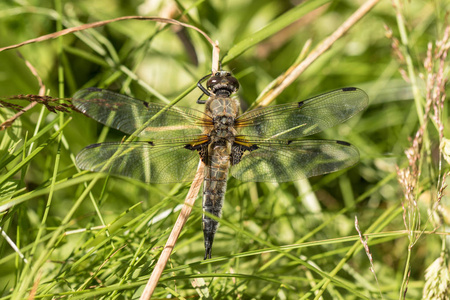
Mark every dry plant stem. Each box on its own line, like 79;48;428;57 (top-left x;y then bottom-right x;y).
0;102;38;130
211;40;220;73
0;16;216;53
140;162;204;300
354;216;382;298
138;36;216;300
256;0;380;108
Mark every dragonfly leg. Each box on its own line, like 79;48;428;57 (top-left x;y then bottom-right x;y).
197;73;212;104
197;94;207;104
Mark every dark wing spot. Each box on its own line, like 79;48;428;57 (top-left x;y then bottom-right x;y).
231;143;259;165
342;87;357;92
185;143;208;163
286;140;293;145
147;141;155;146
143;101;150;108
85;143;102;149
336;140;351;146
298;101;305;107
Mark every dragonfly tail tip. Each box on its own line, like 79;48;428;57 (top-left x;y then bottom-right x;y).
204;247;212;260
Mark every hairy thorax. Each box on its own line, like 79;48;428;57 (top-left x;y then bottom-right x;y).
205;96;240;143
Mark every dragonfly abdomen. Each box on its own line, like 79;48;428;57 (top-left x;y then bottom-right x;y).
202;143;231;259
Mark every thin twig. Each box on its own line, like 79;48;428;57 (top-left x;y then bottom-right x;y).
354;216;382;298
0;16;216;53
255;0;380;108
140;162;204;300
211;40;220;73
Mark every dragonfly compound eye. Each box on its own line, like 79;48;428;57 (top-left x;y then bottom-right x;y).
206;73;240;94
207;76;221;91
227;76;239;91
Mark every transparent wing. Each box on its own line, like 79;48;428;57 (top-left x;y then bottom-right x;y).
76;140;201;183
73;88;211;139
236;88;368;139
230;140;359;182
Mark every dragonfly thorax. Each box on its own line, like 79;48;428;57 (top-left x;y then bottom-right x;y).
214;115;234;129
209;120;235;142
205;96;239;141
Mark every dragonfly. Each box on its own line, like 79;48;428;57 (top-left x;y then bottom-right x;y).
73;71;368;259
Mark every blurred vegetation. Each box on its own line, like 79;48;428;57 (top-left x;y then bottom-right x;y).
0;0;449;299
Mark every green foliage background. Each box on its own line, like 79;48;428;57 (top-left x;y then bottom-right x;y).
0;0;448;299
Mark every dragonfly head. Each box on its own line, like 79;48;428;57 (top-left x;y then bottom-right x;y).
207;71;239;96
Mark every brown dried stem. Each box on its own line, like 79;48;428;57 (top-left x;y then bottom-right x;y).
140;162;204;300
0;16;212;52
0;16;220;73
254;0;380;108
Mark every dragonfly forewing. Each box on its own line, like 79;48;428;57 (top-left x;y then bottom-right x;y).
73;88;210;140
236;88;368;140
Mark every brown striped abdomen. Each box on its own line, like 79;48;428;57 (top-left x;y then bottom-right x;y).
202;144;231;259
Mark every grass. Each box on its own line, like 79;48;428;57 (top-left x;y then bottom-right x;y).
0;0;449;299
